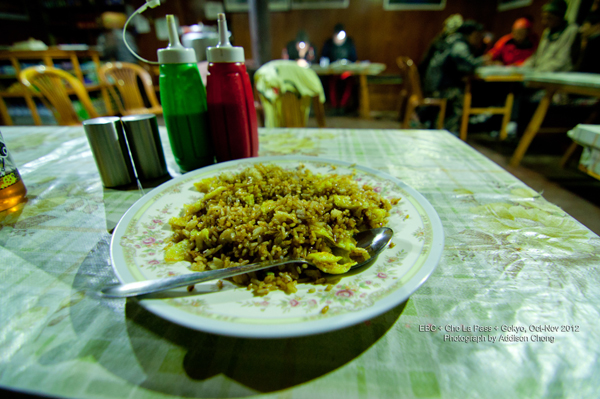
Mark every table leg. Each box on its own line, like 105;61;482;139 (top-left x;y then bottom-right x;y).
499;92;514;141
0;96;13;125
92;53;114;115
359;74;370;119
460;80;472;141
24;94;42;126
312;97;326;128
560;141;579;168
509;89;555;167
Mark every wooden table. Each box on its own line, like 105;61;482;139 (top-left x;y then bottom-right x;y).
460;66;524;141
510;72;600;167
310;62;386;119
567;124;600;180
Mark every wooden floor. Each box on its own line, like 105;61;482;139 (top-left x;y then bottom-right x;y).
307;113;600;236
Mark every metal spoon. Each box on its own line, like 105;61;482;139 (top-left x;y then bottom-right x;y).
101;227;393;298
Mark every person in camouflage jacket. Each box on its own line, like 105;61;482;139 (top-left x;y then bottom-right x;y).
424;20;488;134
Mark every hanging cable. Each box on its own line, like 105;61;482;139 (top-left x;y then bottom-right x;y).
122;0;162;65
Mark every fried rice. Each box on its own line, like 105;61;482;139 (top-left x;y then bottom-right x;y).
164;163;394;295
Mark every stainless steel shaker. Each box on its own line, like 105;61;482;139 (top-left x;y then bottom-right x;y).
121;114;169;181
83;117;136;188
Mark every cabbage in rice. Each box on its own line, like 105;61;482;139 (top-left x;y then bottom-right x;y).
164;164;393;294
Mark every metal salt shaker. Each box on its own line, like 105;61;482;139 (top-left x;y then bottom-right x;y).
121;114;169;181
83;117;136;188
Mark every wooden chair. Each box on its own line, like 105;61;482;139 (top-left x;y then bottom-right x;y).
19;66;99;125
396;56;446;129
278;92;325;128
256;92;325;128
98;62;162;116
254;60;326;128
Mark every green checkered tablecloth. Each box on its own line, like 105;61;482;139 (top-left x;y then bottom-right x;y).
1;126;599;399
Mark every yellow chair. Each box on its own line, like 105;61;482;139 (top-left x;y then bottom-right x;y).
20;66;99;125
98;62;162;116
396;56;446;130
257;91;326;128
254;60;326;128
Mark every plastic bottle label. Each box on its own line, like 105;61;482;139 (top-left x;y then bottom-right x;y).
0;132;23;190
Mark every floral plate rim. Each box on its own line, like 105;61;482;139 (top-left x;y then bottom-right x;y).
110;155;444;338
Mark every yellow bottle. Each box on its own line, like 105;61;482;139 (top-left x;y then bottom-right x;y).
0;130;27;212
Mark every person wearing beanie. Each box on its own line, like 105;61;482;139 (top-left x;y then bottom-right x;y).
321;23;357;64
282;30;317;64
419;14;464;79
423;20;489;134
487;17;539;66
320;24;358;113
521;0;579;72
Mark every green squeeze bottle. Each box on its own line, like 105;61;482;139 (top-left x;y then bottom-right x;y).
158;15;215;172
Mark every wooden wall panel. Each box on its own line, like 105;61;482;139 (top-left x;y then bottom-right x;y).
131;0;558;76
229;1;499;75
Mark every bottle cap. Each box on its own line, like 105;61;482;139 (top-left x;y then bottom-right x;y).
206;13;245;63
158;15;197;64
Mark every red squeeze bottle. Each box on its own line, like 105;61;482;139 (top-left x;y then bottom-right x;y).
206;13;258;162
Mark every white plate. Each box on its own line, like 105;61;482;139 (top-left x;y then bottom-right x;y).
110;156;444;338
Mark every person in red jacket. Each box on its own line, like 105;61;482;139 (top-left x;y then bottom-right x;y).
487;18;538;66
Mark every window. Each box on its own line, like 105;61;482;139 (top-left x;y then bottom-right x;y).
383;0;446;11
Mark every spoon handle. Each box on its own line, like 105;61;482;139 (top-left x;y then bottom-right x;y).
101;258;310;298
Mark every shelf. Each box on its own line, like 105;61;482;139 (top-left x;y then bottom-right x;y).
0;49;113;126
0;84;103;98
41;4;125;12
46;24;102;30
0;91;32;98
0;49;100;60
0;71;96;79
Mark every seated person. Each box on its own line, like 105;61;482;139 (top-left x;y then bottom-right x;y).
419;14;464;83
423;20;489;133
521;0;579;72
321;23;357;63
487;17;538;66
320;24;358;112
97;12;138;63
575;11;600;73
509;0;580;134
282;30;317;64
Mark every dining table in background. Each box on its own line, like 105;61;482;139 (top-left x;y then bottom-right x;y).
1;125;599;399
567;123;600;181
460;66;525;142
510;72;600;167
310;62;386;119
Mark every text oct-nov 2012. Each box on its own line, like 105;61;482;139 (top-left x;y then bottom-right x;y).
417;324;580;344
